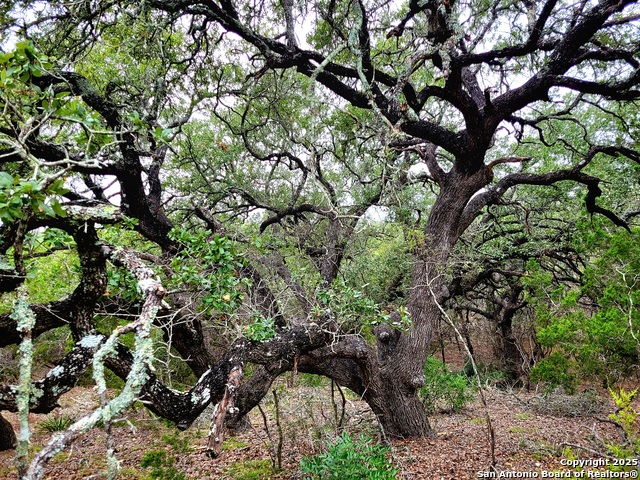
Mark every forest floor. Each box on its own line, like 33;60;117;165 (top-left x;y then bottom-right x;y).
0;378;631;480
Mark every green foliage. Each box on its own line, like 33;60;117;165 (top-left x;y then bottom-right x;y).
245;313;277;342
141;450;166;468
0;42;72;221
525;224;640;389
37;414;74;432
419;357;475;413
529;352;577;393
140;450;185;480
606;388;640;463
139;425;191;479
222;459;272;480
161;432;190;454
340;223;413;307
312;279;411;336
300;432;399;480
0;173;68;223
167;228;249;314
222;438;249;450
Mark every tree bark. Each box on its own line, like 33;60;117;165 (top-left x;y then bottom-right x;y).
206;366;243;458
494;287;527;383
0;412;16;451
359;165;493;437
498;315;522;382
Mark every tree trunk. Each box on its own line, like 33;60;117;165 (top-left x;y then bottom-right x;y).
285;165;493;438
0;412;16;451
493;285;526;383
227;165;494;439
364;165;493;436
498;317;522;382
362;372;433;438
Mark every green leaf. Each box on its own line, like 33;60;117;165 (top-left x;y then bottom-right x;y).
38;201;55;217
50;200;67;218
0;172;14;189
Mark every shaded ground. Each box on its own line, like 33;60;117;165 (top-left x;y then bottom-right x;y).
0;380;626;480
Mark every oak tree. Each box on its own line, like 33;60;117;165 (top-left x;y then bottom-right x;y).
0;0;639;456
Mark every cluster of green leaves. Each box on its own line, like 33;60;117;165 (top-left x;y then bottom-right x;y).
341;223;413;307
104;267;139;304
2;42;113;160
0;40;51;86
312;279;411;335
300;432;399;480
167;228;249;314
0;41;77;222
529;352;577;393
419;357;475;414
0;172;68;223
245;313;277;342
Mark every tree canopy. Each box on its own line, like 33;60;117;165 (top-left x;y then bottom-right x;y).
1;0;640;476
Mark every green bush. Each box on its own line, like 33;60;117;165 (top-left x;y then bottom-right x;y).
419;357;475;413
300;432;398;480
37;414;74;432
606;387;640;465
529;352;577;393
140;449;185;480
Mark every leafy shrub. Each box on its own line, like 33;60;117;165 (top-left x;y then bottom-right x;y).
140;449;185;480
606;388;640;463
37;414;74;432
300;432;398;480
419;357;475;413
529;352;577;393
524;229;640;389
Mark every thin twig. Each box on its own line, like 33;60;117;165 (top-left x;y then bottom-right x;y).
430;287;497;467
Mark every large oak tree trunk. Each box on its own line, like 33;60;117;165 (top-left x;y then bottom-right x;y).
498;316;522;382
360;165;492;437
363;370;433;438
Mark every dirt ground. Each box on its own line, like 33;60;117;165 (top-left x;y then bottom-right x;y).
0;381;628;480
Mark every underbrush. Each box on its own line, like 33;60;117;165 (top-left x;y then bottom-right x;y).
529;387;607;417
300;431;399;480
419;357;475;413
37;414;75;433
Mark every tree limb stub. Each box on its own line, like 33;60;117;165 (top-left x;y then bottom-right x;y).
206;365;243;458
